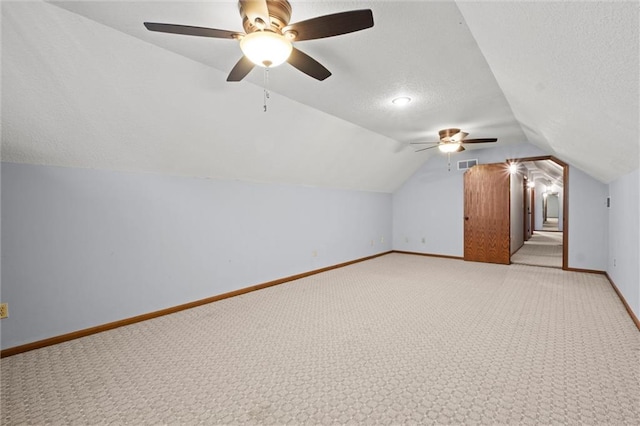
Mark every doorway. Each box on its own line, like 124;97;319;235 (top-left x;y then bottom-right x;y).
462;156;568;269
510;156;567;269
542;193;560;231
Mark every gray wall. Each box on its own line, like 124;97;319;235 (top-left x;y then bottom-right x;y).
510;172;524;254
1;163;392;350
607;169;640;318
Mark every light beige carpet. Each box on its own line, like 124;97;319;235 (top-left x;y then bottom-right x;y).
542;218;560;232
2;253;639;424
511;231;563;268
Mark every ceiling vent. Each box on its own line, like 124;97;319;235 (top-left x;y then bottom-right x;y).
457;159;478;171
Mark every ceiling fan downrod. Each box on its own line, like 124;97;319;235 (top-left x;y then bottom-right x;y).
263;67;270;112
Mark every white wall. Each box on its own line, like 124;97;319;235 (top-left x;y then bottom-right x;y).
607;169;640;318
567;166;608;270
1;163;392;350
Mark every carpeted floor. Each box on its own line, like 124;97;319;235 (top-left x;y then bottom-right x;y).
542;218;560;232
2;253;639;424
511;231;563;268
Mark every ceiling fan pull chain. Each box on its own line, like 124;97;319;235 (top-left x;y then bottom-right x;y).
263;67;270;112
448;153;451;171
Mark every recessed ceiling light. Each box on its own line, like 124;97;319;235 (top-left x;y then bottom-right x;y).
391;96;412;106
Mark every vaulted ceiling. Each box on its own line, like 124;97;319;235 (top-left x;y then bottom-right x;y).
2;1;638;192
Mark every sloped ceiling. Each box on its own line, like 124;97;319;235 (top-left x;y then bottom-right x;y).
457;1;639;183
2;1;638;192
522;160;564;189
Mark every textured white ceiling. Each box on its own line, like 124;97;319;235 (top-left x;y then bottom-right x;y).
2;1;638;191
457;1;639;183
522;160;564;189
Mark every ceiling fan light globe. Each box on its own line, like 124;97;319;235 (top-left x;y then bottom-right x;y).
240;31;293;68
438;143;461;153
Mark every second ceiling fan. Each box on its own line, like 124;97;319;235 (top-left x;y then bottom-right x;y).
144;0;374;82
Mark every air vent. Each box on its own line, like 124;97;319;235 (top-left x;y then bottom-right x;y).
457;159;478;171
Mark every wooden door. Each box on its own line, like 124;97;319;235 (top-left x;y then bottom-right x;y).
464;163;510;264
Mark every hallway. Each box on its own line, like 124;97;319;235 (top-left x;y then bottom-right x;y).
542;217;560;231
511;231;563;268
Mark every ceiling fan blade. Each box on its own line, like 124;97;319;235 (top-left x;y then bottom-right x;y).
287;48;331;81
451;131;469;142
239;0;271;27
414;145;440;153
409;141;439;145
456;145;466;152
284;9;374;41
227;56;255;82
144;22;239;39
461;138;498;144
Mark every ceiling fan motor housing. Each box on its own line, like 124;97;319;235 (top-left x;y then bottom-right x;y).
240;0;292;34
439;128;461;140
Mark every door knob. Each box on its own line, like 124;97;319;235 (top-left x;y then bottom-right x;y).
464;216;469;220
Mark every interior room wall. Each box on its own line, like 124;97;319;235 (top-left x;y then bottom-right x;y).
393;143;608;271
546;194;560;218
535;182;563;232
392;171;463;257
510;172;524;254
1;163;392;350
524;179;533;240
534;180;545;230
393;143;545;257
557;187;564;232
567;166;608;270
607;169;640;318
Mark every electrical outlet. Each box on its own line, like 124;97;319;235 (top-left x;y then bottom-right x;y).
380;236;384;243
0;303;8;319
422;237;426;244
312;250;318;257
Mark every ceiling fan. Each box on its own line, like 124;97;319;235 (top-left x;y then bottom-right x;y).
143;0;374;82
411;128;498;153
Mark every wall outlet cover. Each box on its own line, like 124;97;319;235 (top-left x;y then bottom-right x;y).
0;303;8;319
